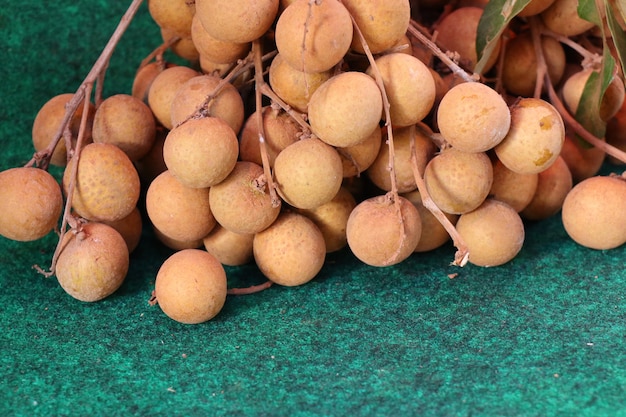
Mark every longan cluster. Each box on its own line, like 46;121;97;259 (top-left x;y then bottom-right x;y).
2;0;626;324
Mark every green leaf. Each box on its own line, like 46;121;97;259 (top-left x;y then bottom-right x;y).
606;0;626;73
577;0;602;25
475;0;531;75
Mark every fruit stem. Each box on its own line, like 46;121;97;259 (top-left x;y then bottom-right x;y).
252;39;281;207
227;280;274;295
407;20;477;83
25;0;145;170
529;17;549;99
408;125;469;267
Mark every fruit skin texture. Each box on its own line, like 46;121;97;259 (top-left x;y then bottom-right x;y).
55;222;129;302
274;137;343;210
562;175;626;250
163;117;239;188
253;211;326;286
275;0;353;73
308;71;383;148
436;81;510;153
495;98;565;175
63;142;141;222
456;199;525;267
0;167;63;241
346;195;422;267
154;249;227;324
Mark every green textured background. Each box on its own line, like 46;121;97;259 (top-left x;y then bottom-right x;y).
1;2;626;416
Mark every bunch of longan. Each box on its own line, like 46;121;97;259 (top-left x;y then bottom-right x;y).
2;0;626;325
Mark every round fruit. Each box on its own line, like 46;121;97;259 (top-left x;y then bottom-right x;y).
92;94;156;161
365;52;436;127
346;194;422;267
495;98;565;174
154;249;227;324
63;142;141;222
55;222;129;302
253;211;326;286
101;206;143;253
308;71;383;148
520;155;573;221
561;69;625;122
190;13;251;65
402;190;458;253
209;161;281;235
456;199;525;267
562;175;626;250
148;0;194;37
163;117;239;188
424;148;493;215
541;0;596;37
195;0;279;44
338;126;383;178
559;133;606;182
0;167;63;241
147;65;199;130
275;0;353;73
274;137;343;209
145;170;216;242
32;93;95;167
341;0;411;55
203;225;254;266
436;81;511;153
489;158;539;212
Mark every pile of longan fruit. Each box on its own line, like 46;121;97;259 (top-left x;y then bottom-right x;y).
1;0;626;324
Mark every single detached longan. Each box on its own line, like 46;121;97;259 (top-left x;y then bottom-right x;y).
154;249;227;324
562;175;626;250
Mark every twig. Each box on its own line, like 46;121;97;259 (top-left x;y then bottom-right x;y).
227;280;274;295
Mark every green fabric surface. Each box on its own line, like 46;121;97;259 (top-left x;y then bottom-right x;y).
1;2;626;416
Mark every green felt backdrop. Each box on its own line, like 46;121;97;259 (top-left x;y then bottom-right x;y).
1;2;626;416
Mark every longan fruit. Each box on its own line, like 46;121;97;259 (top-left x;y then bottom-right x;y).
154;249;227;324
606;99;626;165
436;82;511;153
435;7;501;72
160;28;199;62
163;117;239;188
145;170;216;242
562;174;626;250
308;71;383;148
561;69;626;122
424;148;493;215
501;32;566;98
63;143;141;222
92;94;157;161
346;194;422;267
131;61;175;104
495;98;565;174
338;126;383;178
456;199;525;267
268;53;332;113
101;206;143;254
341;0;411;55
402;190;458;252
559;133;606;182
520;155;573;221
239;106;301;167
274;137;344;209
134;126;168;185
489;158;539;212
209;161;281;235
0;167;63;241
154;228;204;251
541;0;596;37
148;0;194;38
365;53;436;127
147;66;199;130
367;124;437;193
203;225;254;266
275;0;353;73
195;0;279;44
190;14;251;65
169;74;245;134
253;211;326;286
298;186;357;253
32;93;95;167
55;222;129;302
